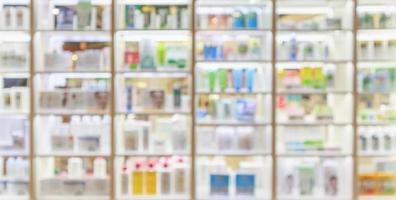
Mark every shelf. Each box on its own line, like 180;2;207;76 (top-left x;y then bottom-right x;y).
44;0;111;6
118;0;191;5
278;29;353;33
196;60;270;64
278;196;351;200
196;121;270;126
277;122;351;126
196;91;271;95
117;110;190;115
359;152;396;158
277;89;351;95
276;60;352;65
0;151;28;157
117;196;189;200
118;72;190;78
196;0;267;7
359;196;396;200
278;152;351;158
358;122;396;126
198;151;270;157
1;0;29;5
36;152;110;157
117;152;189;157
0;196;28;200
196;30;270;35
35;111;110;116
38;196;109;200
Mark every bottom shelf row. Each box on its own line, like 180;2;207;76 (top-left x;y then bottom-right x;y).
0;156;395;199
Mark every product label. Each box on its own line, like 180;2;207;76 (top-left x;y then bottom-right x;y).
132;172;143;195
236;174;255;196
210;174;229;196
145;171;157;195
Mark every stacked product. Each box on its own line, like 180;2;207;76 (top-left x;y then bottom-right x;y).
0;157;29;195
40;157;109;196
196;7;260;29
123;40;189;71
278;67;334;91
123;5;190;30
0;5;29;30
196;35;263;61
120;115;188;154
120;156;189;197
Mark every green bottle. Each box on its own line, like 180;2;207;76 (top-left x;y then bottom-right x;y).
157;42;166;67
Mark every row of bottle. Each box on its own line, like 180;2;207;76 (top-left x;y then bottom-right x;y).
277;94;334;122
197;126;265;153
197;36;264;61
358;40;396;61
51;5;111;31
358;67;396;92
197;96;265;123
278;15;343;31
196;67;266;93
278;159;349;197
0;5;29;30
120;157;189;196
359;160;396;196
359;127;396;153
359;12;396;29
119;115;188;154
123;40;189;71
38;79;110;112
0;42;29;70
45;115;110;153
196;8;261;30
278;36;331;61
0;86;29;113
277;67;333;90
123;5;189;30
0;157;29;195
197;157;269;197
40;157;109;196
0;116;28;153
43;48;111;72
121;79;189;113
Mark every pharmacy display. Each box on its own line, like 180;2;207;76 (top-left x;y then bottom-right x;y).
1;0;396;199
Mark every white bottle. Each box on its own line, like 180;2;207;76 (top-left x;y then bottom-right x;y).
68;157;83;179
0;157;3;177
6;157;16;178
94;157;107;178
157;158;172;195
172;157;189;195
70;116;82;136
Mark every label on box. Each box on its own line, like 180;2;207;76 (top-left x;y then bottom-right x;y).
236;174;255;196
210;174;229;195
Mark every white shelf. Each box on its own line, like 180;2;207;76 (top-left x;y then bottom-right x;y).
47;0;111;6
118;0;191;5
1;0;29;5
119;72;189;78
117;110;190;115
0;196;28;200
359;196;396;200
198;151;270;157
277;122;351;126
37;152;110;157
278;196;351;200
38;196;109;200
118;196;189;200
359;152;396;157
117;152;189;157
278;152;351;158
277;89;351;95
197;121;270;126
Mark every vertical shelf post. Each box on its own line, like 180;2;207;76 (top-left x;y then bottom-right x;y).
110;0;117;200
29;0;36;199
271;0;277;199
352;0;359;199
191;0;197;200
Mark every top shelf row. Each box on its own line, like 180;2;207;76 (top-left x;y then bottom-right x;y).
1;0;396;31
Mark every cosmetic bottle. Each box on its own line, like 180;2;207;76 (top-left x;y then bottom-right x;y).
123;116;150;153
94;157;107;178
215;127;235;151
158;159;172;195
132;161;144;195
0;157;3;177
121;165;129;195
236;127;254;151
233;69;243;92
68;157;83;179
171;115;187;152
323;160;339;196
173;83;182;109
289;34;298;61
173;157;189;195
247;11;258;29
6;157;16;178
235;165;256;196
145;161;157;195
209;157;230;196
